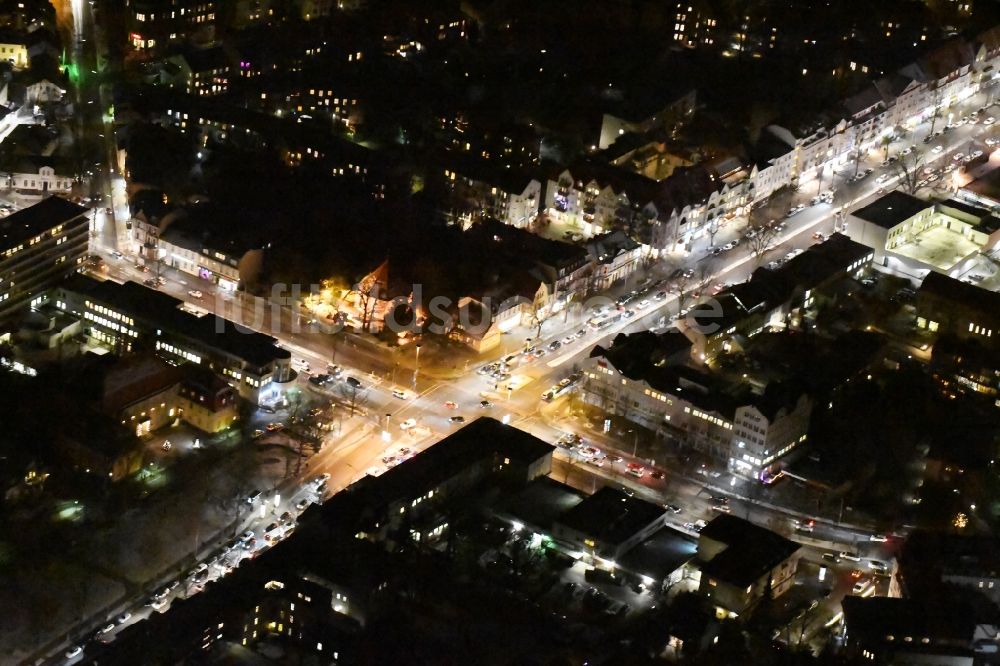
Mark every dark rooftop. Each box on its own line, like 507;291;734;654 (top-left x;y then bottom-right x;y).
842;596;979;647
699;515;800;587
497;476;586;533
919;270;1000;319
851;190;928;230
961;166;1000;204
619;526;697;582
0;196;88;253
366;417;553;508
556;486;665;551
59;275;290;368
589;333;738;420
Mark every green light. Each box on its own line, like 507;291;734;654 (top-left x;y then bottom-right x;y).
65;63;79;83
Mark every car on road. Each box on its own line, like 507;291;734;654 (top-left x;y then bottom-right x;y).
852;579;872;595
345;376;362;389
822;552;838;562
986;116;996;125
869;560;888;574
793;519;815;532
839;551;862;562
443;400;457;409
449;415;466;424
149;597;168;611
626;462;645;478
391;388;411;400
575;329;587;338
188;290;203;299
308;373;332;386
932;145;944;154
65;646;84;659
547;340;561;351
812;231;826;241
869;534;889;542
116;612;132;625
295;498;311;511
711;503;732;513
265;422;283;432
664;503;682;514
312;473;330;488
96;623;116;642
399;418;417;431
239;530;256;546
953;152;966;162
479;400;493;408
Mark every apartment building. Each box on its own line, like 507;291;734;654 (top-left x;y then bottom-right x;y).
0;196;89;322
49;275;292;403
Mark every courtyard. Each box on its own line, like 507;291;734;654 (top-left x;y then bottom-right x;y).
891;224;981;272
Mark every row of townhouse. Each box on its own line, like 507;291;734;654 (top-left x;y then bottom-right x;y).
578;329;812;481
439;157;752;255
751;28;1000;202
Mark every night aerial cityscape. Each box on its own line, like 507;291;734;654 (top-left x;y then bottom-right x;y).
8;0;1000;665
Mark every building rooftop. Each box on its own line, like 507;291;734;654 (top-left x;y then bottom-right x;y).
556;486;665;552
497;476;586;533
851;190;928;230
589;333;738;420
961;166;1000;206
0;196;88;253
365;417;553;509
842;596;979;647
699;515;800;587
919;271;1000;319
619;526;697;582
59;275;290;368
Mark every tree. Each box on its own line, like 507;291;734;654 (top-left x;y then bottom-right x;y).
928;86;944;136
891;150;926;195
881;134;893;162
745;219;780;266
707;218;720;247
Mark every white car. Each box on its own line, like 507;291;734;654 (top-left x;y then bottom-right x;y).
399;418;417;431
65;646;83;659
932;145;944;154
391;388;411;400
312;473;330;488
188;290;203;299
869;534;889;542
986;116;996;125
953;153;965;162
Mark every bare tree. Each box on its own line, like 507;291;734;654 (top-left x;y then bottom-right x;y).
696;257;717;296
706;219;720;247
671;272;694;313
928;86;944;136
891;150;926;195
745;220;780;266
527;297;549;340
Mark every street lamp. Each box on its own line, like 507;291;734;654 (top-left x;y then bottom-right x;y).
412;344;421;388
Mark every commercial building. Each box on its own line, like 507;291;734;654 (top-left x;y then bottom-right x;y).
695;515;800;618
4;156;74;195
48;275;291;402
552;486;668;562
0;196;89;322
350;417;554;547
846;192;1000;277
